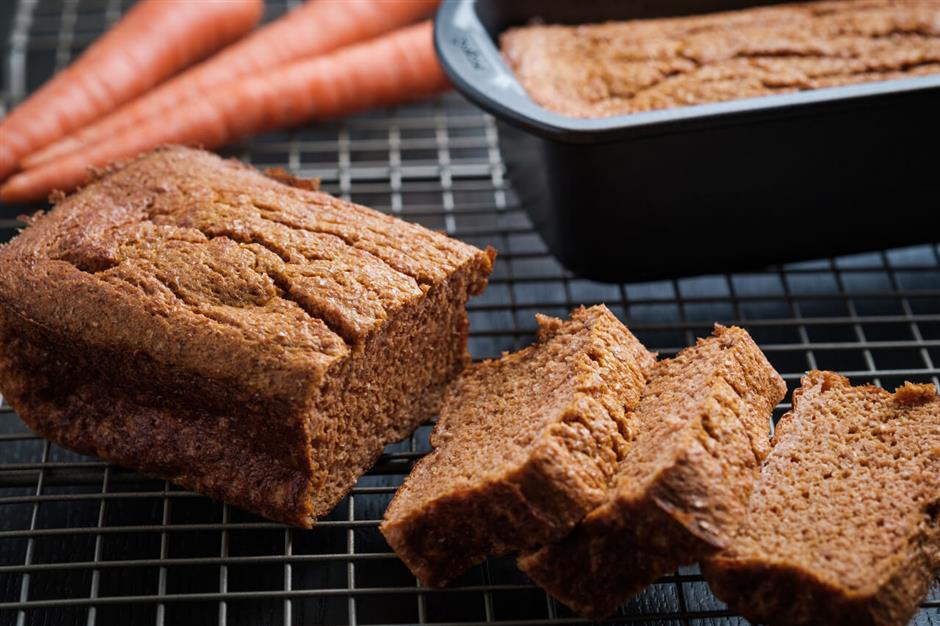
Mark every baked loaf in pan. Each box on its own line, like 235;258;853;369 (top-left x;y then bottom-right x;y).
704;371;940;626
0;146;494;527
501;0;940;119
381;305;655;586
519;325;787;619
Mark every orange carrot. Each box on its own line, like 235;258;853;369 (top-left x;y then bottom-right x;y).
0;21;448;204
0;0;263;181
22;0;440;169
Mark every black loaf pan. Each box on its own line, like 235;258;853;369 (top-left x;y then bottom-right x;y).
434;0;940;282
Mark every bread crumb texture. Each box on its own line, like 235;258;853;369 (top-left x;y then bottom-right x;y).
704;371;940;626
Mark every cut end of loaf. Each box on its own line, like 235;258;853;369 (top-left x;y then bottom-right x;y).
304;248;492;521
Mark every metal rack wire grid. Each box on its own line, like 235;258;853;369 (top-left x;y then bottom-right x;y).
0;1;938;625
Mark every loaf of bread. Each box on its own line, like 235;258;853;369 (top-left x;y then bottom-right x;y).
704;371;940;626
0;146;494;527
501;0;940;118
380;305;656;586
519;325;786;619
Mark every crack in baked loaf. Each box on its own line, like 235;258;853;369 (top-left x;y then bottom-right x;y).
518;325;786;619
380;305;656;587
501;0;940;118
0;146;494;527
703;371;940;626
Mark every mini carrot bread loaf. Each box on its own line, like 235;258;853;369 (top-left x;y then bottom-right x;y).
0;146;494;527
704;371;940;626
519;325;786;619
380;305;656;587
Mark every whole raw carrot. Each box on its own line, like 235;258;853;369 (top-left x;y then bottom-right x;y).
0;21;448;204
0;0;263;181
22;0;440;169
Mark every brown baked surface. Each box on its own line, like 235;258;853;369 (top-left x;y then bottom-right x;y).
703;371;940;626
0;146;494;527
518;325;786;619
501;0;940;118
380;305;655;587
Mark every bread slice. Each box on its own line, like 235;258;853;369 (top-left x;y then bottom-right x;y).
519;325;786;619
380;305;656;586
0;146;494;527
703;371;940;626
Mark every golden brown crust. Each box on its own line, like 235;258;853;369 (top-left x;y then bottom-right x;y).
380;305;655;586
0;146;493;526
703;371;940;626
0;313;314;525
501;0;940;118
263;167;321;191
519;325;786;619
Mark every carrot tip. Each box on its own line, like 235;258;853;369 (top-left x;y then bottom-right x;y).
0;183;21;204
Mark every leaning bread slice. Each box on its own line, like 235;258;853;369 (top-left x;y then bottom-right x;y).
380;305;656;587
703;371;940;626
519;325;786;619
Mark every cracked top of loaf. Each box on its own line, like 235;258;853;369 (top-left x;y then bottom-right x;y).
500;0;940;118
0;146;492;403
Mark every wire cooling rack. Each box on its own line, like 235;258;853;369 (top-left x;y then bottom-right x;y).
1;1;939;625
